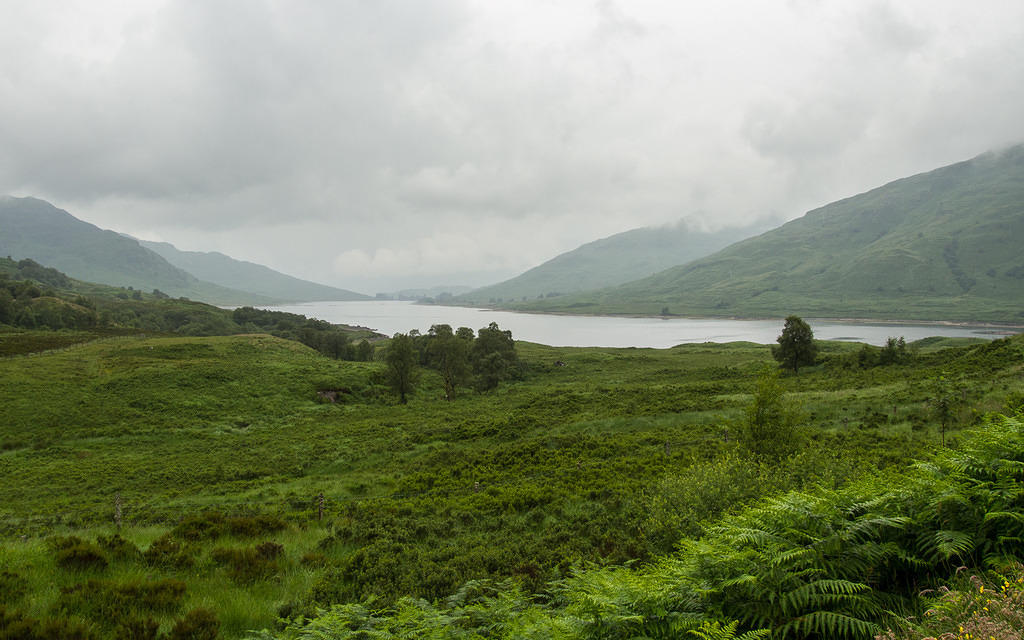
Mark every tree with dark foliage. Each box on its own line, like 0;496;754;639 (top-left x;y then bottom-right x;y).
385;333;418;403
772;315;817;374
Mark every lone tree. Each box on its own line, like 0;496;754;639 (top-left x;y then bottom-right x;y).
740;366;803;460
425;323;471;401
471;322;519;391
385;332;418;403
772;315;817;374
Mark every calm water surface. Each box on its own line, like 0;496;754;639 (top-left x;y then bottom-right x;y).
261;300;1016;348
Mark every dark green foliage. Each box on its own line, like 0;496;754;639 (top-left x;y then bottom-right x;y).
772;315;817;374
385;333;418;403
112;617;159;640
231;307;372;360
878;336;909;365
167;608;219;640
0;605;95;640
471;322;521;391
0;572;28;605
142;535;196;570
424;324;471;400
51;537;109;572
226;515;287;538
96;533;142;561
738;367;803;460
210;542;285;584
169;512;287;542
58;578;186;627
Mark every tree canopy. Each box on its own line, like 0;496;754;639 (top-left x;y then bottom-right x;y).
385;333;418;404
772;315;817;374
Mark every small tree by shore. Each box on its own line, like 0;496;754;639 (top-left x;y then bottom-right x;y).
772;315;817;374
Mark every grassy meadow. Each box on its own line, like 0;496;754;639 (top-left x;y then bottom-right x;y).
1;327;1024;638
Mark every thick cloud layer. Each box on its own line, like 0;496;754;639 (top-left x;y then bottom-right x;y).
2;1;1023;292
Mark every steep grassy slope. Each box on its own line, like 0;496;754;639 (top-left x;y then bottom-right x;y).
0;196;273;305
454;219;772;305
139;240;369;302
516;146;1024;322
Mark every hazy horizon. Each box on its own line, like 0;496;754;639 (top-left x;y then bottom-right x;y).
3;2;1024;291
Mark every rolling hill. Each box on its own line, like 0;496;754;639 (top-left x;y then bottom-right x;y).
514;145;1024;323
138;239;368;302
454;219;772;305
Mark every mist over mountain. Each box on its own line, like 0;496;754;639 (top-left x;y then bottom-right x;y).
513;145;1024;323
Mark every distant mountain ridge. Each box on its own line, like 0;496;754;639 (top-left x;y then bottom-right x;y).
455;219;773;305
514;145;1024;323
0;196;366;305
138;240;368;303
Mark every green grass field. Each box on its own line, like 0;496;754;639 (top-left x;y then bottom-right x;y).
2;329;1023;638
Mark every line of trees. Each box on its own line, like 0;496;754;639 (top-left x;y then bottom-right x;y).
231;307;374;361
385;322;522;403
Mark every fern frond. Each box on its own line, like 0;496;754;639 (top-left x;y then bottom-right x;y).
776;609;881;639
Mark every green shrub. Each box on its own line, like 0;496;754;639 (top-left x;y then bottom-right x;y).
0;571;28;604
59;578;186;624
96;533;142;561
167;608;219;640
142;534;195;569
171;512;227;541
210;541;284;584
0;604;96;640
112;617;159;640
225;514;287;538
54;542;109;572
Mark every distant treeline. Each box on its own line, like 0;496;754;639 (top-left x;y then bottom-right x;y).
0;259;99;330
0;257;376;359
232;307;375;361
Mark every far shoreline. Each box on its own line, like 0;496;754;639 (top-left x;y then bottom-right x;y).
420;300;1024;332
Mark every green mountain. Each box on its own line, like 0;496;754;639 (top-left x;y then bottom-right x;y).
138;239;368;302
516;145;1024;323
0;195;277;306
454;219;772;305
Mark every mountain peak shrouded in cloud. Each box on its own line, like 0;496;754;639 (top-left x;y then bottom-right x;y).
3;2;1024;291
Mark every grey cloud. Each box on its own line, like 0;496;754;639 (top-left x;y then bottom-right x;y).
2;1;1024;292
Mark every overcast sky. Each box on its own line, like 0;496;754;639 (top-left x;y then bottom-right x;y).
2;1;1024;293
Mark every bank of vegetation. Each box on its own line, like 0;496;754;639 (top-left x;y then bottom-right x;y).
2;282;1024;638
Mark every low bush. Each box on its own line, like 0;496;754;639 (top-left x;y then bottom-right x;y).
167;608;219;640
112;617;159;640
142;534;195;570
226;514;287;538
0;571;28;604
210;541;285;584
96;533;142;561
53;540;109;572
171;512;227;542
0;604;95;640
59;578;186;624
